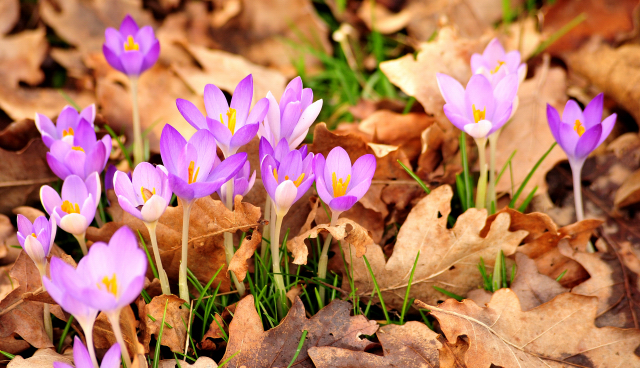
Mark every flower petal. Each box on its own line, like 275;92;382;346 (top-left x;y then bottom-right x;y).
597;113;617;147
141;195;167;223
561;99;585;126
40;185;62;215
324;147;352;192
289;99;322;149
119;14;139;37
59;213;88;235
120;51;144;75
160;124;187;176
329;196;358;212
574;124;602;159
274;181;298;216
349;154;376;188
204;84;230;120
230;75;253;126
582;93;604;129
436;73;465;113
463;120;492;139
177;99;207;130
229;123;259;153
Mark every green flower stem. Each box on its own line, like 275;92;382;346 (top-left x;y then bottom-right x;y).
488;131;500;210
260;199;272;260
145;221;171;295
223;180;246;296
179;199;194;303
129;77;144;166
43;302;53;344
270;212;287;312
474;137;488;209
317;212;340;305
107;310;131;368
74;233;88;255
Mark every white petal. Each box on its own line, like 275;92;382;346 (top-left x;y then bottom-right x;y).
265;92;281;142
60;213;88;235
141;195;168;223
288;99;323;149
274;181;298;216
508;96;519;120
463;120;492;139
24;236;46;269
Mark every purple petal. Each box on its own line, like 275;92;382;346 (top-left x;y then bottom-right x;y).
329;196;358;212
230;75;253;126
191;181;224;199
289;99;322;149
582;93;604;129
464;74;495;123
470;53;486;73
482;38;506;66
206;117;232;148
160;124;187;176
263;92;280;142
229;123;259;152
104;28;124;55
546;104;562;144
189;129;218;178
114;170;138;205
436;73;465;113
140;195;167;222
103;45;125;74
208;152;247;183
101;343;122;368
141;40;160;72
561;100;584;126
72;336;93;368
300;88;313;111
120;51;144;76
259;137;274;165
56;106;79;134
575;124;602;159
293;173;314;204
177;99;207;130
203;84;229;120
79;104;96;125
504;50;522;73
132;163;160;202
84;143;106;177
85;172;101;207
597;113;616;147
442;106;471;132
135;26;156;54
278;150;303;183
118;195;144;221
344;179;370;201
168;174;195;201
35;113;57;144
349;154;376;188
62;175;89;204
16;214;32;238
119;14;139;37
324;147;352;192
40;185;62;215
46;153;72;180
493;74;518;104
280;101;302;139
245;97;269;126
73;118;97;146
557;123;580;158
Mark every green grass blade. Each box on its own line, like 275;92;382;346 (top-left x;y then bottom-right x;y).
153;300;169;368
363;255;390;324
0;350;15;360
456;174;468;210
531;13;587;58
433;286;464;301
104;125;133;169
419;309;434;330
495;150;517;185
57;316;74;353
218;350;241;368
57;89;81;111
509;143;557;208
459;132;473;208
138;230;158;279
397;160;430;194
517;185;538;213
556;269;568;282
402;97;416;114
287;330;308;368
400;251;420;324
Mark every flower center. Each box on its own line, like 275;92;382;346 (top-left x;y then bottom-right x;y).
472;104;486;123
491;61;506;74
123;35;139;52
62;127;74;137
332;172;351;197
140;187;156;203
188;161;200;184
219;108;237;134
31;233;37;238
99;274;118;297
273;168;305;187
61;200;81;214
72;146;84;152
574;119;585;137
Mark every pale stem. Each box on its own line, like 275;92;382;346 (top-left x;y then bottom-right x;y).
223;180;246;296
317;212;340;305
74;233;88;255
107;310;131;368
130;77;144;166
145;221;171;295
39;265;54;342
488;131;500;210
570;160;595;252
270;213;287;313
179;199;194;303
79;319;99;368
260;198;272;260
474;138;488;209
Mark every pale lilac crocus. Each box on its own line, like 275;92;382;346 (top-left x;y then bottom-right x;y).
258;76;323;150
114;162;172;294
46;119;111;180
471;38;527;87
217;161;256;204
103;15;159;76
40;173;100;254
176;74;269;158
547;93;616;223
35;104;96;148
54;337;120;368
259;137;308;167
16;215;56;276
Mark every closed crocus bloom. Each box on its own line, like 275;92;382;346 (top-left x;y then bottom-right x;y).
436;73;519;139
315;147;376;213
103;15;160;76
261;149;314;217
176;74;269;158
54;337;120;368
217;161;256;204
114;163;172;223
35;105;96;148
259;76;323;150
46;119;112;180
471;38;527;86
16;215;56;275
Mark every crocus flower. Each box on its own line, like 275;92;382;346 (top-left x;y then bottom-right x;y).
258;76;323;150
46;119;112;180
103;15;160;76
54;337;120;368
114;162;172;223
436;73;519;139
16;215;56;275
176;74;269;158
217;161;256;204
261;149;314;217
160;124;247;202
35;105;96;148
40;172;101;236
259;137;308;167
471;38;527;86
314;147;376;213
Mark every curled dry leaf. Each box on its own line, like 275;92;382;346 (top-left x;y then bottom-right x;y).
141;295;189;353
614;168;640;209
228;230;262;282
0;83;95;122
6;348;73;368
93;306;140;357
308;322;441;368
345;185;527;309
418;288;640;368
0;28;47;88
200;303;237;351
220;295;378;368
87;192;262;293
158;357;218;368
0;0;19;36
509;252;568;311
287;218;374;265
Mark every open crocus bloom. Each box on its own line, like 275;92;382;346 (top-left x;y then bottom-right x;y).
176;74;269;158
547;93;616;166
40;173;100;236
470;38;527;86
46;119;111;180
160;124;247;202
35;105;96;148
436;73;519;139
315;147;376;213
217;160;256;204
103;14;160;76
258;137;308;167
54;337;120;368
114;162;172;223
258;76;323;150
16;215;56;275
261;149;314;216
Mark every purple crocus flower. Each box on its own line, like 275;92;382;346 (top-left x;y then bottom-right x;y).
103;15;160;76
16;215;56;275
54;337;120;368
46;119;112;180
258;76;323;150
35;105;96;148
114;162;172;223
261;149;314;217
314;147;376;213
160;124;247;202
176;74;269;158
258;137;308;168
470;38;527;86
436;73;519;139
216;161;256;204
40;172;101;236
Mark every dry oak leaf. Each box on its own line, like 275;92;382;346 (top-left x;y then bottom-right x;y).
308;321;441;368
228;231;262;282
508;252;569;311
419;288;640;367
141;295;189;353
158;357;218;368
0;0;19;35
287;218;374;265
7;348;73;368
220;295;378;368
345;185;527;309
614;167;640;209
0;28;47;88
93;306;140;357
87;192;261;291
200;303;237;351
0;83;95;122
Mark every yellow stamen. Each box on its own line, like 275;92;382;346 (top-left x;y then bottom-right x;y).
140;187;156;203
273;168;305;187
220;108;238;134
574;120;585;137
123;35;139;52
62;127;74;137
61;200;81;214
188;161;199;184
472;104;486;124
31;233;37;238
491;60;506;74
99;274;118;296
273;168;279;182
72;146;84;152
332;172;351;197
293;173;305;187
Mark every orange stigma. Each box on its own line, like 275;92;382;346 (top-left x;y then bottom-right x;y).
188;161;199;184
574;120;585;137
62;127;74;137
332;172;351;197
123;35;139;52
61;200;81;214
491;61;506;74
99;274;118;296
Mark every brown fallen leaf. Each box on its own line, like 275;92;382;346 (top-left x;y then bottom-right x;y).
345;185;527;309
510;253;569;311
614;168;640;209
418;288;640;367
0;28;47;88
308;322;441;368
141;295;189;353
7;348;73;368
220;295;378;368
0;0;19;36
158;357;218;368
200;303;237;351
228;231;262;282
93;306;140;357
